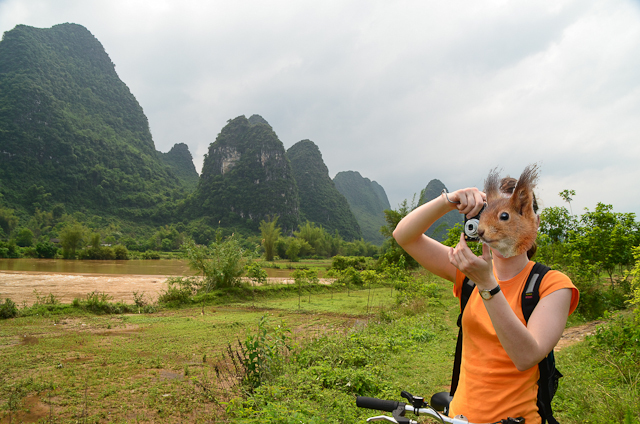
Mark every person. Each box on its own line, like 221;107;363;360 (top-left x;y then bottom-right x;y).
392;175;579;424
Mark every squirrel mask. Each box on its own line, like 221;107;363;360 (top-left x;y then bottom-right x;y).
477;164;539;259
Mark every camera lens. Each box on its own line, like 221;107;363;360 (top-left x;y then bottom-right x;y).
465;219;479;238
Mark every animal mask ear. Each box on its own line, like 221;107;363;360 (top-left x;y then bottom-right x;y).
510;164;539;216
483;167;502;202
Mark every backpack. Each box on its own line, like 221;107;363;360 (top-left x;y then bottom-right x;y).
449;262;562;424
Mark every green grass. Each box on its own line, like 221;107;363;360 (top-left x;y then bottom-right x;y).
1;273;638;424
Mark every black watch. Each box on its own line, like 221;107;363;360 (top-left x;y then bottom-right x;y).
479;285;501;300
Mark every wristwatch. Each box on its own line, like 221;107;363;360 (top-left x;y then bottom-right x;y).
479;285;501;300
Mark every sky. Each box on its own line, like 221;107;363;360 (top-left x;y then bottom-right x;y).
2;0;640;216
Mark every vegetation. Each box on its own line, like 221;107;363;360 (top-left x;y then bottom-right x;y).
188;115;300;234
0;23;190;221
287;140;361;241
334;170;390;245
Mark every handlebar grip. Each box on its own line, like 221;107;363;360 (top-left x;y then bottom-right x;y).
356;396;402;412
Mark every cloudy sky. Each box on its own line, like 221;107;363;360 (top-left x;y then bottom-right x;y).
2;0;640;216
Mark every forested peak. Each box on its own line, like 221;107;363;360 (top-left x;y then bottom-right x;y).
166;142;194;159
0;22;178;217
203;115;284;168
333;170;390;245
0;23;116;76
160;143;198;191
248;114;271;127
420;179;447;204
286;140;360;240
333;171;390;209
194;114;300;233
286;140;328;174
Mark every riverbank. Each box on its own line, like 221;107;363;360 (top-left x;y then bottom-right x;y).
0;271;170;306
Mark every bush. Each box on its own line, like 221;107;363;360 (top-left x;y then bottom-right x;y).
78;246;116;260
331;255;368;271
182;235;250;291
141;250;161;260
0;298;19;319
113;244;129;260
35;241;58;258
157;277;198;305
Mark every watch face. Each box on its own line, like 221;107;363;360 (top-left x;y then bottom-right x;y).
480;290;491;300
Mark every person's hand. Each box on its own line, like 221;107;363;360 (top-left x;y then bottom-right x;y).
448;233;496;289
445;187;486;218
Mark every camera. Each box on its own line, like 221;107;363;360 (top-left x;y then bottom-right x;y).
464;204;485;242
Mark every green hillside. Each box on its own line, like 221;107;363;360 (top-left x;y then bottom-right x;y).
333;170;390;245
190;115;300;233
0;23;184;220
159;143;199;191
286;140;361;241
419;179;462;241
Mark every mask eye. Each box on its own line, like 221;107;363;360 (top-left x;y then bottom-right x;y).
500;212;510;221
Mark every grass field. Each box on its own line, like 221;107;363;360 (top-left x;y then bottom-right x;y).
0;283;413;423
1;273;638;424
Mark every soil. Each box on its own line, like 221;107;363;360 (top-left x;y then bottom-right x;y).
0;271;170;305
554;319;604;351
0;271;600;350
0;271;332;306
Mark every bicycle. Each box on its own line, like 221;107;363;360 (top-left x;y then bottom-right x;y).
356;390;525;424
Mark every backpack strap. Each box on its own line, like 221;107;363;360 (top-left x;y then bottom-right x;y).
520;262;562;424
521;262;550;322
449;276;476;396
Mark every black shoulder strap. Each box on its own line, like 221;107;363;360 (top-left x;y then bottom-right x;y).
521;262;550;322
449;276;475;396
520;263;561;424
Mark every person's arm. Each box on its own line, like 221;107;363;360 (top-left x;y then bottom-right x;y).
393;187;485;282
449;240;572;371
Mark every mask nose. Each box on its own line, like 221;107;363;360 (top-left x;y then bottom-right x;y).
478;228;485;238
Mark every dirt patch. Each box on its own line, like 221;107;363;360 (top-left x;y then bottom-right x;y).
0;271;335;307
0;271;170;306
555;320;604;351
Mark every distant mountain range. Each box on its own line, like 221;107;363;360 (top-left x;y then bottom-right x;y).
0;23;461;244
334;171;389;245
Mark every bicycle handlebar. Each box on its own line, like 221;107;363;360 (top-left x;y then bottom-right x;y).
356;392;525;424
356;396;402;412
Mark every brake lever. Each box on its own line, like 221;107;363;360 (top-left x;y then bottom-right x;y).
366;416;416;424
366;416;398;423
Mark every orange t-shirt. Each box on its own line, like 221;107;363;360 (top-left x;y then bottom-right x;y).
448;261;579;424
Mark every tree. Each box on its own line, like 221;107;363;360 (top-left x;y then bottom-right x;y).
571;203;638;282
0;208;18;239
260;215;281;261
59;222;88;259
182;235;250;291
559;189;576;215
15;228;34;247
539;206;575;243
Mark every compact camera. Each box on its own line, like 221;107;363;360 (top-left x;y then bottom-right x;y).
464;204;485;242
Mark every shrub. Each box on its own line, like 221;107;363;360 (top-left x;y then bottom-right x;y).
113;244;129;260
331;255;368;271
0;298;19;319
182;235;250;291
157;277;198;305
35;241;58;258
246;262;268;286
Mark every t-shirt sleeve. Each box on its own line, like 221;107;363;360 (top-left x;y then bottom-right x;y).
540;270;580;315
